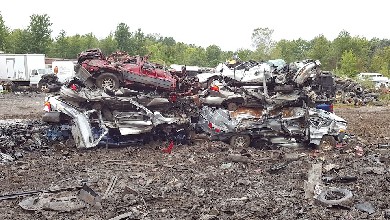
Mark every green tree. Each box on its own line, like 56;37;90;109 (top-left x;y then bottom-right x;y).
67;34;84;58
251;27;275;59
270;39;309;63
370;46;390;76
182;46;206;66
205;45;222;66
291;38;310;60
99;33;118;55
338;50;358;77
146;41;165;64
0;12;8;52
160;37;177;64
171;42;188;65
28;14;52;54
329;30;370;72
81;33;99;49
368;38;390;59
130;28;147;55
306;34;332;69
48;30;69;58
6;29;31;53
114;23;131;51
236;48;253;61
330;30;352;68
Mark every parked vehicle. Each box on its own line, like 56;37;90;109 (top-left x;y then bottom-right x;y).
0;54;45;87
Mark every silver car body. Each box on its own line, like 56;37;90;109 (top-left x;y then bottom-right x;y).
44;87;190;148
198;106;346;146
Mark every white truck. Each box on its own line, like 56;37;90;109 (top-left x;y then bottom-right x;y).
0;54;46;87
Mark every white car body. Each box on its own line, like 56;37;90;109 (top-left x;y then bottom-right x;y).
196;62;273;85
358;72;389;89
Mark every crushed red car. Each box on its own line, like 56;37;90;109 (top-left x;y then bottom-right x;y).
76;49;176;91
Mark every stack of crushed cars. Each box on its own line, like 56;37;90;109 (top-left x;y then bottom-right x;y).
42;49;347;151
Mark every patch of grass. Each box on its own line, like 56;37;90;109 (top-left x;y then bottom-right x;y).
357;79;375;90
333;103;355;108
379;93;390;104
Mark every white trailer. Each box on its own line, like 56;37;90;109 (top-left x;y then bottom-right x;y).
0;54;46;86
51;60;76;83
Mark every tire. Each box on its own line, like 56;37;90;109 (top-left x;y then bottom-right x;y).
96;73;120;90
319;135;336;151
354;86;363;94
38;81;50;93
316;188;353;206
230;135;251;148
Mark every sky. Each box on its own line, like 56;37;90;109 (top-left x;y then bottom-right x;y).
1;0;389;51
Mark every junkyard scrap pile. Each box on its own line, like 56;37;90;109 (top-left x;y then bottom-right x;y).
41;49;344;150
0;49;390;219
335;77;381;105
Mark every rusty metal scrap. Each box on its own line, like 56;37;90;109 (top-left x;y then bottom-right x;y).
230;107;263;119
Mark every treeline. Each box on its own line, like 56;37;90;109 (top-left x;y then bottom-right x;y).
0;14;389;77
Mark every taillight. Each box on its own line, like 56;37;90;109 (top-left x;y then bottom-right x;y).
208;122;221;133
43;101;51;112
210;85;219;92
70;84;78;91
330;103;334;113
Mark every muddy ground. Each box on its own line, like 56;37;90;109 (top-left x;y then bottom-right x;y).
0;93;390;219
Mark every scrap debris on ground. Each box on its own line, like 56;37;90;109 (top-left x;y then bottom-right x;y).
0;49;389;219
0;104;389;219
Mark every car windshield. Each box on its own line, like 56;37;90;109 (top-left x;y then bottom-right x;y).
37;69;46;74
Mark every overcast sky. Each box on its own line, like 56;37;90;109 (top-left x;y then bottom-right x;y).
1;0;389;51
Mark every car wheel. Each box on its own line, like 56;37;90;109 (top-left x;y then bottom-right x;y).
316;188;353;206
38;81;50;93
96;73;120;90
319;135;336;151
230;135;251;148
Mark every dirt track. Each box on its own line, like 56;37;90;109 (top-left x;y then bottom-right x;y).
0;92;46;120
0;94;390;219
